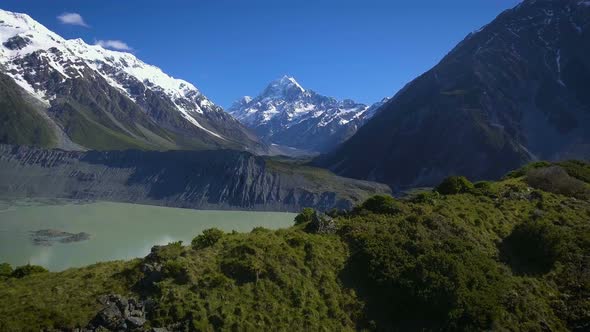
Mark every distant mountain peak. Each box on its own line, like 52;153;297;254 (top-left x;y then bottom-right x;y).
261;75;306;99
228;76;389;153
277;75;305;91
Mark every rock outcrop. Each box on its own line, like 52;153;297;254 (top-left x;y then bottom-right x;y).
304;212;337;234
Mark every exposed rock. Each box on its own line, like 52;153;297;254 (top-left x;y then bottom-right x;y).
59;232;91;243
30;229;90;246
0;144;390;212
94;303;126;330
88;294;146;331
305;212;337;234
2;35;31;50
139;260;164;289
126;317;146;328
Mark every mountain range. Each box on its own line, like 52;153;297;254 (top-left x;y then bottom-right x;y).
316;0;590;188
228;76;388;153
1;2;590;331
0;9;265;152
2;0;590;200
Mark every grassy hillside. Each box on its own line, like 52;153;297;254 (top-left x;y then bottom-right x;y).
0;73;56;148
1;161;589;331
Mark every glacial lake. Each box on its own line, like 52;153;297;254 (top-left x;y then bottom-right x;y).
0;200;296;271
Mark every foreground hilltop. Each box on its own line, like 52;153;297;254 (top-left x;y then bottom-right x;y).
1;161;589;331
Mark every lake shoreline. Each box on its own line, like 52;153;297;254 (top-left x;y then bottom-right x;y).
0;200;296;271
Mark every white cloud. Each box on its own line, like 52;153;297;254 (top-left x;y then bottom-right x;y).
57;12;89;27
95;40;132;51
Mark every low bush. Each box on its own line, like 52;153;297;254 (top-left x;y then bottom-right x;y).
11;264;48;278
504;161;552;179
220;244;264;284
151;241;185;261
294;208;315;225
342;216;508;330
191;228;224;250
0;263;12;278
358;195;402;214
411;191;441;204
162;259;190;284
435;176;474;195
474;181;491;190
525;166;590;199
556;160;590;183
501;220;569;275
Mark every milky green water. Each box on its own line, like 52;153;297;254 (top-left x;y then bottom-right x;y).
0;200;296;271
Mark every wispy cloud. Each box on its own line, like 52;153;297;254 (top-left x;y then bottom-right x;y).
57;12;89;27
95;40;133;51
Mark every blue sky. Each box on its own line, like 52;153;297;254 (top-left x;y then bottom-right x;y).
2;0;521;108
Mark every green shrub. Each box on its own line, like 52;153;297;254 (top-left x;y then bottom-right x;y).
294;208;315;225
411;191;441;204
474;181;492;190
472;181;495;196
525;166;590;199
192;228;224;250
342;217;507;330
359;195;402;214
0;263;12;277
504;161;552;179
325;208;347;218
555;160;590;183
501;220;569;275
151;241;185;261
435;176;475;195
220;244;264;284
162;259;189;284
11;264;48;278
250;227;270;234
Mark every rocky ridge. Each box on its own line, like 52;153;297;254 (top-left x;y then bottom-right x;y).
317;0;590;188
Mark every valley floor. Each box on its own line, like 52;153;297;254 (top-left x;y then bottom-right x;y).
0;161;589;331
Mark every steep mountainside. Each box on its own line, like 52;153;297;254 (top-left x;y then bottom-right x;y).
317;0;590;188
0;9;264;152
0;71;55;147
229;76;388;153
0;144;389;212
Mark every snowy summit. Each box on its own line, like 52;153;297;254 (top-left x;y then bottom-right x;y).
228;75;388;152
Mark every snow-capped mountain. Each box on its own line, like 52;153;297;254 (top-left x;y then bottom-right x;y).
0;9;264;151
228;75;388;153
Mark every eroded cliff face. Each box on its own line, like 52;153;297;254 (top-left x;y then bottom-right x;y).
0;145;389;212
